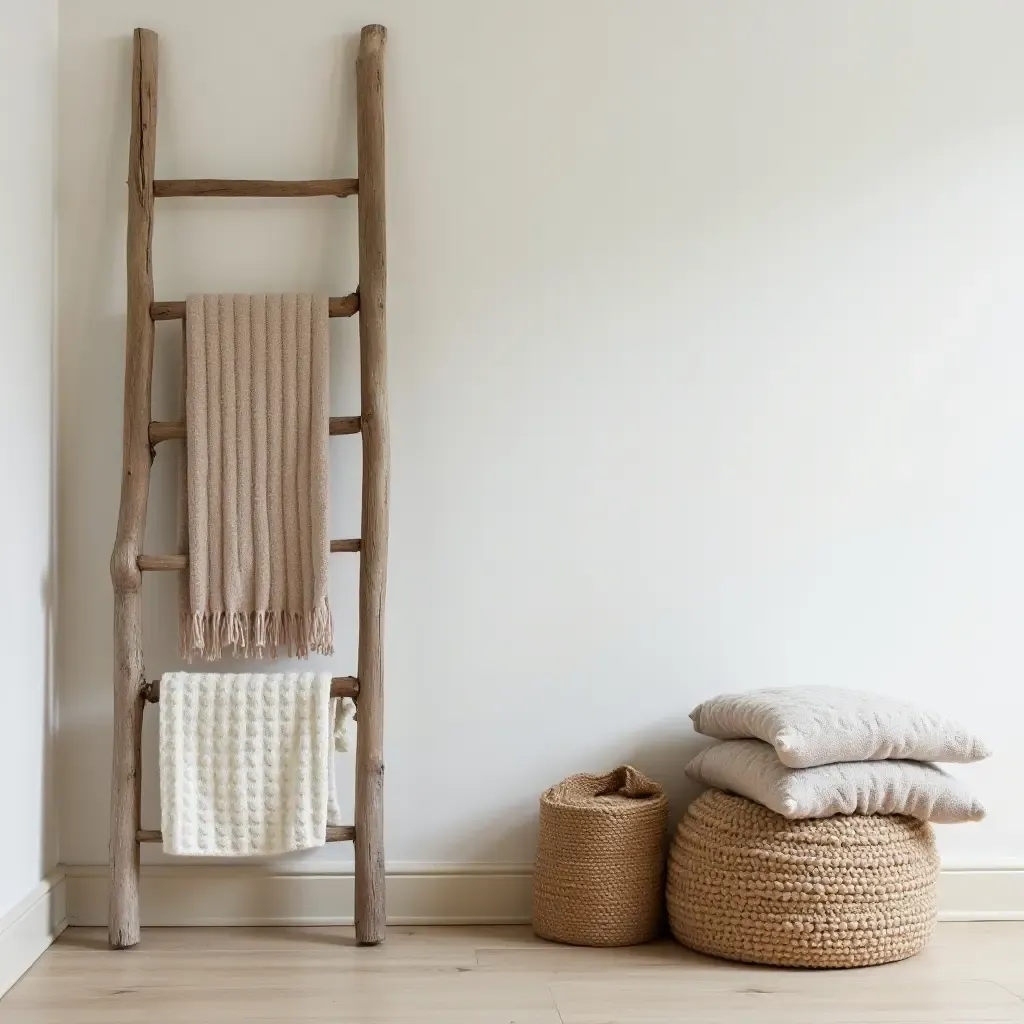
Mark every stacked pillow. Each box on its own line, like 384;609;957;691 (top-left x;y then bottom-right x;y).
685;686;989;823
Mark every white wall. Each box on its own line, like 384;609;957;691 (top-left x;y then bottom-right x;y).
58;0;1024;873
0;0;59;915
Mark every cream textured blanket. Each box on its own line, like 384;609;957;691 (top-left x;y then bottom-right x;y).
159;672;356;856
180;294;332;660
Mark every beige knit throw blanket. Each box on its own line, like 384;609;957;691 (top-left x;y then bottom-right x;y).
179;294;333;660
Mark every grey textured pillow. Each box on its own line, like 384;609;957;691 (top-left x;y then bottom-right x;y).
690;686;990;769
685;740;985;823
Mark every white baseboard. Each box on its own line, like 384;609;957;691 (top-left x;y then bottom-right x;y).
65;864;534;927
0;869;67;998
937;868;1024;921
63;864;1024;928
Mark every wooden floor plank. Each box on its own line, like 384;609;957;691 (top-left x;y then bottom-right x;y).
1;924;1022;1023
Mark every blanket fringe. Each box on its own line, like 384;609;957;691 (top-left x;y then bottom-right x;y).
179;604;334;662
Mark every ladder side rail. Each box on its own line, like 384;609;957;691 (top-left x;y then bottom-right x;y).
353;23;389;947
109;26;159;951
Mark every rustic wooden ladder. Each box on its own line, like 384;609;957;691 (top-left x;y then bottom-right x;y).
108;25;389;949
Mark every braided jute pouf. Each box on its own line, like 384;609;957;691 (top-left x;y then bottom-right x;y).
533;765;668;947
667;790;940;968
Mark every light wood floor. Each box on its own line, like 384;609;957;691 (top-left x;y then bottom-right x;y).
2;923;1023;1022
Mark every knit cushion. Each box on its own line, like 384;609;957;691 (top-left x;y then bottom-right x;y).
689;686;989;768
667;790;940;968
685;739;984;823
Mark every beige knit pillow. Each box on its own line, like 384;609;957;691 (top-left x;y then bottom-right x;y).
685;739;985;823
690;686;990;769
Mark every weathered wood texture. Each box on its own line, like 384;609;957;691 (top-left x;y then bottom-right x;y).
144;676;360;702
150;293;358;321
135;553;186;571
108;24;389;950
108;26;158;951
353;23;389;947
136;826;356;844
149;415;360;447
154;178;358;198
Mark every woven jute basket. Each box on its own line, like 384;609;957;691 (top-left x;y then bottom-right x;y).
667;790;940;968
533;765;668;947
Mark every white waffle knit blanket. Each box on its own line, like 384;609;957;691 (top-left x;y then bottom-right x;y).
159;672;355;856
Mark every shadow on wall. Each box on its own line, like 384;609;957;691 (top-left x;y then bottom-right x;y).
41;566;59;880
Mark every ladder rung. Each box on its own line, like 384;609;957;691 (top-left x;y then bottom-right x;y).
138;543;360;571
149;416;361;446
330;539;361;552
137;826;356;843
136;554;186;571
144;675;359;702
154;178;359;199
150;293;359;321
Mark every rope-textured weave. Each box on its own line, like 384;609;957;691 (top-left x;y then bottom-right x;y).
533;766;668;947
667;789;939;968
